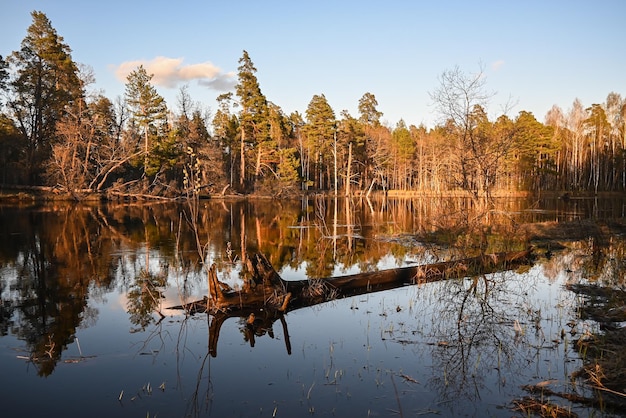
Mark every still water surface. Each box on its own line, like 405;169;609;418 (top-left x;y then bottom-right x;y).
0;196;624;417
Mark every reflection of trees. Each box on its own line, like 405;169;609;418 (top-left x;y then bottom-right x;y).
561;235;626;412
578;234;626;286
1;196;602;379
424;271;540;403
532;224;626;286
126;269;167;331
0;205;113;375
188;196;532;282
0;203;187;375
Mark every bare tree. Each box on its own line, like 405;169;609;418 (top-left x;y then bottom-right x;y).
429;65;503;203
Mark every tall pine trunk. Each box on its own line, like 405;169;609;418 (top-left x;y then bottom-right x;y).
240;126;245;188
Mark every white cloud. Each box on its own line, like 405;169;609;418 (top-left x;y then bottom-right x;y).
114;56;235;91
491;60;505;71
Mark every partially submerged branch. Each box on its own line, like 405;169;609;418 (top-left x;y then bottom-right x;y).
169;249;532;357
172;249;532;315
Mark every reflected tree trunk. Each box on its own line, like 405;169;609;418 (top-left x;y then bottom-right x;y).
333;196;338;259
345;197;353;253
240;205;247;264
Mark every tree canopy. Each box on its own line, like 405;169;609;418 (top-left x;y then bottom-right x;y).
0;11;624;200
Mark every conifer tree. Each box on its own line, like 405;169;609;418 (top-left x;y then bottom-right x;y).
337;110;366;195
124;65;169;177
235;50;269;190
391;120;414;190
358;93;385;192
584;104;610;192
7;11;82;184
358;92;383;127
304;94;336;190
513;111;557;191
213;92;239;186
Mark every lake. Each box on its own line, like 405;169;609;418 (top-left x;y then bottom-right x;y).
0;195;625;417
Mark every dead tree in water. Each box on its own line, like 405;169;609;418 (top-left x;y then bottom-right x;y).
175;249;532;315
170;249;532;356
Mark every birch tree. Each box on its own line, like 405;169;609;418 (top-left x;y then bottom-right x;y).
584;104;610;192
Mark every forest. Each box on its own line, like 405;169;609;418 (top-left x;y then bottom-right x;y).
1;11;625;201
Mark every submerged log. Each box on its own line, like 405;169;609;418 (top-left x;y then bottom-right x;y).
172;249;533;315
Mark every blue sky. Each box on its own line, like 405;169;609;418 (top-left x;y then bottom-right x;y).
2;0;625;128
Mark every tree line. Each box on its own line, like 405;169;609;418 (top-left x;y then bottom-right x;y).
1;11;625;201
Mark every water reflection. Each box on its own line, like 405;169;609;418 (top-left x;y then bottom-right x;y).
0;196;624;416
426;270;542;402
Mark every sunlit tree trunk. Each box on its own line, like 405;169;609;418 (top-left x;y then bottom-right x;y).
567;100;586;190
240;126;246;187
345;142;352;197
333;133;338;196
240;205;247;264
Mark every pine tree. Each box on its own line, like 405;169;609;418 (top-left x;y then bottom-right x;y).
304;94;336;190
7;11;82;184
124;65;169;177
513;111;557;191
358;92;383;127
213;92;239;186
235;50;269;190
357;92;383;191
584;104;611;192
391;120;414;190
337;111;366;195
276;148;300;195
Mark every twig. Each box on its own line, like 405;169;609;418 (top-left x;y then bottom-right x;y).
390;373;404;418
590;385;626;398
75;337;83;357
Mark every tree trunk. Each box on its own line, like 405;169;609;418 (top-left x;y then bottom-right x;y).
345;142;352;197
333;133;338;196
240;126;245;188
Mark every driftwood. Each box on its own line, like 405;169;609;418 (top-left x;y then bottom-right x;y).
169;249;533;356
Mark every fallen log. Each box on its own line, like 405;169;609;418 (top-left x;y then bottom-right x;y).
169;249;533;357
172;248;533;315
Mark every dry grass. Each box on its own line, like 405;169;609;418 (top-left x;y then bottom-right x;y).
519;220;602;242
520;219;626;243
512;397;578;418
567;283;626;410
302;278;338;301
574;328;626;399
